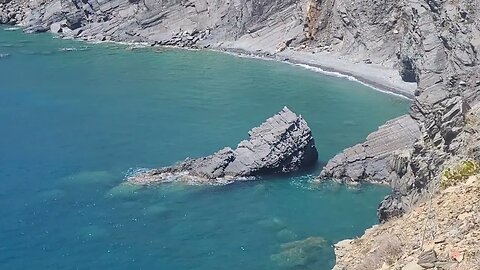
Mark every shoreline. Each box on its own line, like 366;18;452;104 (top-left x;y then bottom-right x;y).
213;46;416;100
1;25;416;100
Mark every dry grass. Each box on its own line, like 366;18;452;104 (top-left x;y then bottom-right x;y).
354;233;403;270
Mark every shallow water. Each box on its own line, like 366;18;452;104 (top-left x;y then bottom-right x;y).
0;27;410;269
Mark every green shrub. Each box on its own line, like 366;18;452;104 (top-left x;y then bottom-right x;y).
441;160;480;189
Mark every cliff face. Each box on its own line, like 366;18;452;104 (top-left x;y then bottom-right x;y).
318;0;480;221
0;0;305;48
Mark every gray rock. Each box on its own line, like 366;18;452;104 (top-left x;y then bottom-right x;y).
0;13;8;24
24;24;49;33
399;56;417;83
319;115;421;184
417;250;438;268
377;193;405;223
128;107;318;185
50;21;62;33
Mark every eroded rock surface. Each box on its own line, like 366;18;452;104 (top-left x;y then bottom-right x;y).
128;107;318;185
319;115;421;184
316;0;480;223
334;176;480;270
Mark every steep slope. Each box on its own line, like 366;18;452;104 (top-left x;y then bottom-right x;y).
334;174;480;270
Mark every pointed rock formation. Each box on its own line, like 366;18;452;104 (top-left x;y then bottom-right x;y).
129;107;318;185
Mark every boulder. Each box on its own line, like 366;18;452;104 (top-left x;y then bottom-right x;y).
270;237;327;268
377;193;405;222
128;107;318;185
50;21;62;33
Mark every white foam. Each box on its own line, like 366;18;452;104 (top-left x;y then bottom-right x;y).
289;174;319;190
292;63;412;100
4;27;20;31
59;46;89;52
213;49;412;100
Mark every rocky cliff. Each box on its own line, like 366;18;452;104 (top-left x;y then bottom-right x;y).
319;0;480;222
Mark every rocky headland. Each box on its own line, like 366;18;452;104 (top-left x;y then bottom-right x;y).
2;0;480;268
128;107;318;185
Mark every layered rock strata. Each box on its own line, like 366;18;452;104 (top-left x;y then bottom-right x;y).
128;107;318;185
319;115;421;185
318;0;480;222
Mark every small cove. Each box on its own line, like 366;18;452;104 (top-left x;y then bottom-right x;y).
0;27;410;269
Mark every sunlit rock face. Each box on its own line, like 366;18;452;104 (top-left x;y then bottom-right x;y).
128;107;318;185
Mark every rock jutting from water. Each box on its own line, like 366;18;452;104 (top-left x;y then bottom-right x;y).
318;115;421;184
128;107;318;185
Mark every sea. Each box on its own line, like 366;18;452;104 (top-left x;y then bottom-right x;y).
0;27;410;270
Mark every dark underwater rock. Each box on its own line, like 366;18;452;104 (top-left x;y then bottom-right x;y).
129;107;318;185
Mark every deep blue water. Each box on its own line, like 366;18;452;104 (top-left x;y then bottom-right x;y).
0;27;410;269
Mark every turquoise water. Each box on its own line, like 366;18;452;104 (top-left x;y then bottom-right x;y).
0;27;410;269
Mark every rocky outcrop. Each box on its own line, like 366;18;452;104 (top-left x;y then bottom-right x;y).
319;115;421;184
0;0;305;50
333;175;480;270
316;0;480;223
128;107;318;185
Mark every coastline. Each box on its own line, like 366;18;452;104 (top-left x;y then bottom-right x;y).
1;24;416;100
214;45;416;100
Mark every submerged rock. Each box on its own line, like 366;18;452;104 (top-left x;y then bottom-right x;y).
257;217;287;231
276;229;298;242
105;183;142;199
143;203;171;217
59;170;116;186
129;107;318;185
270;236;327;268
